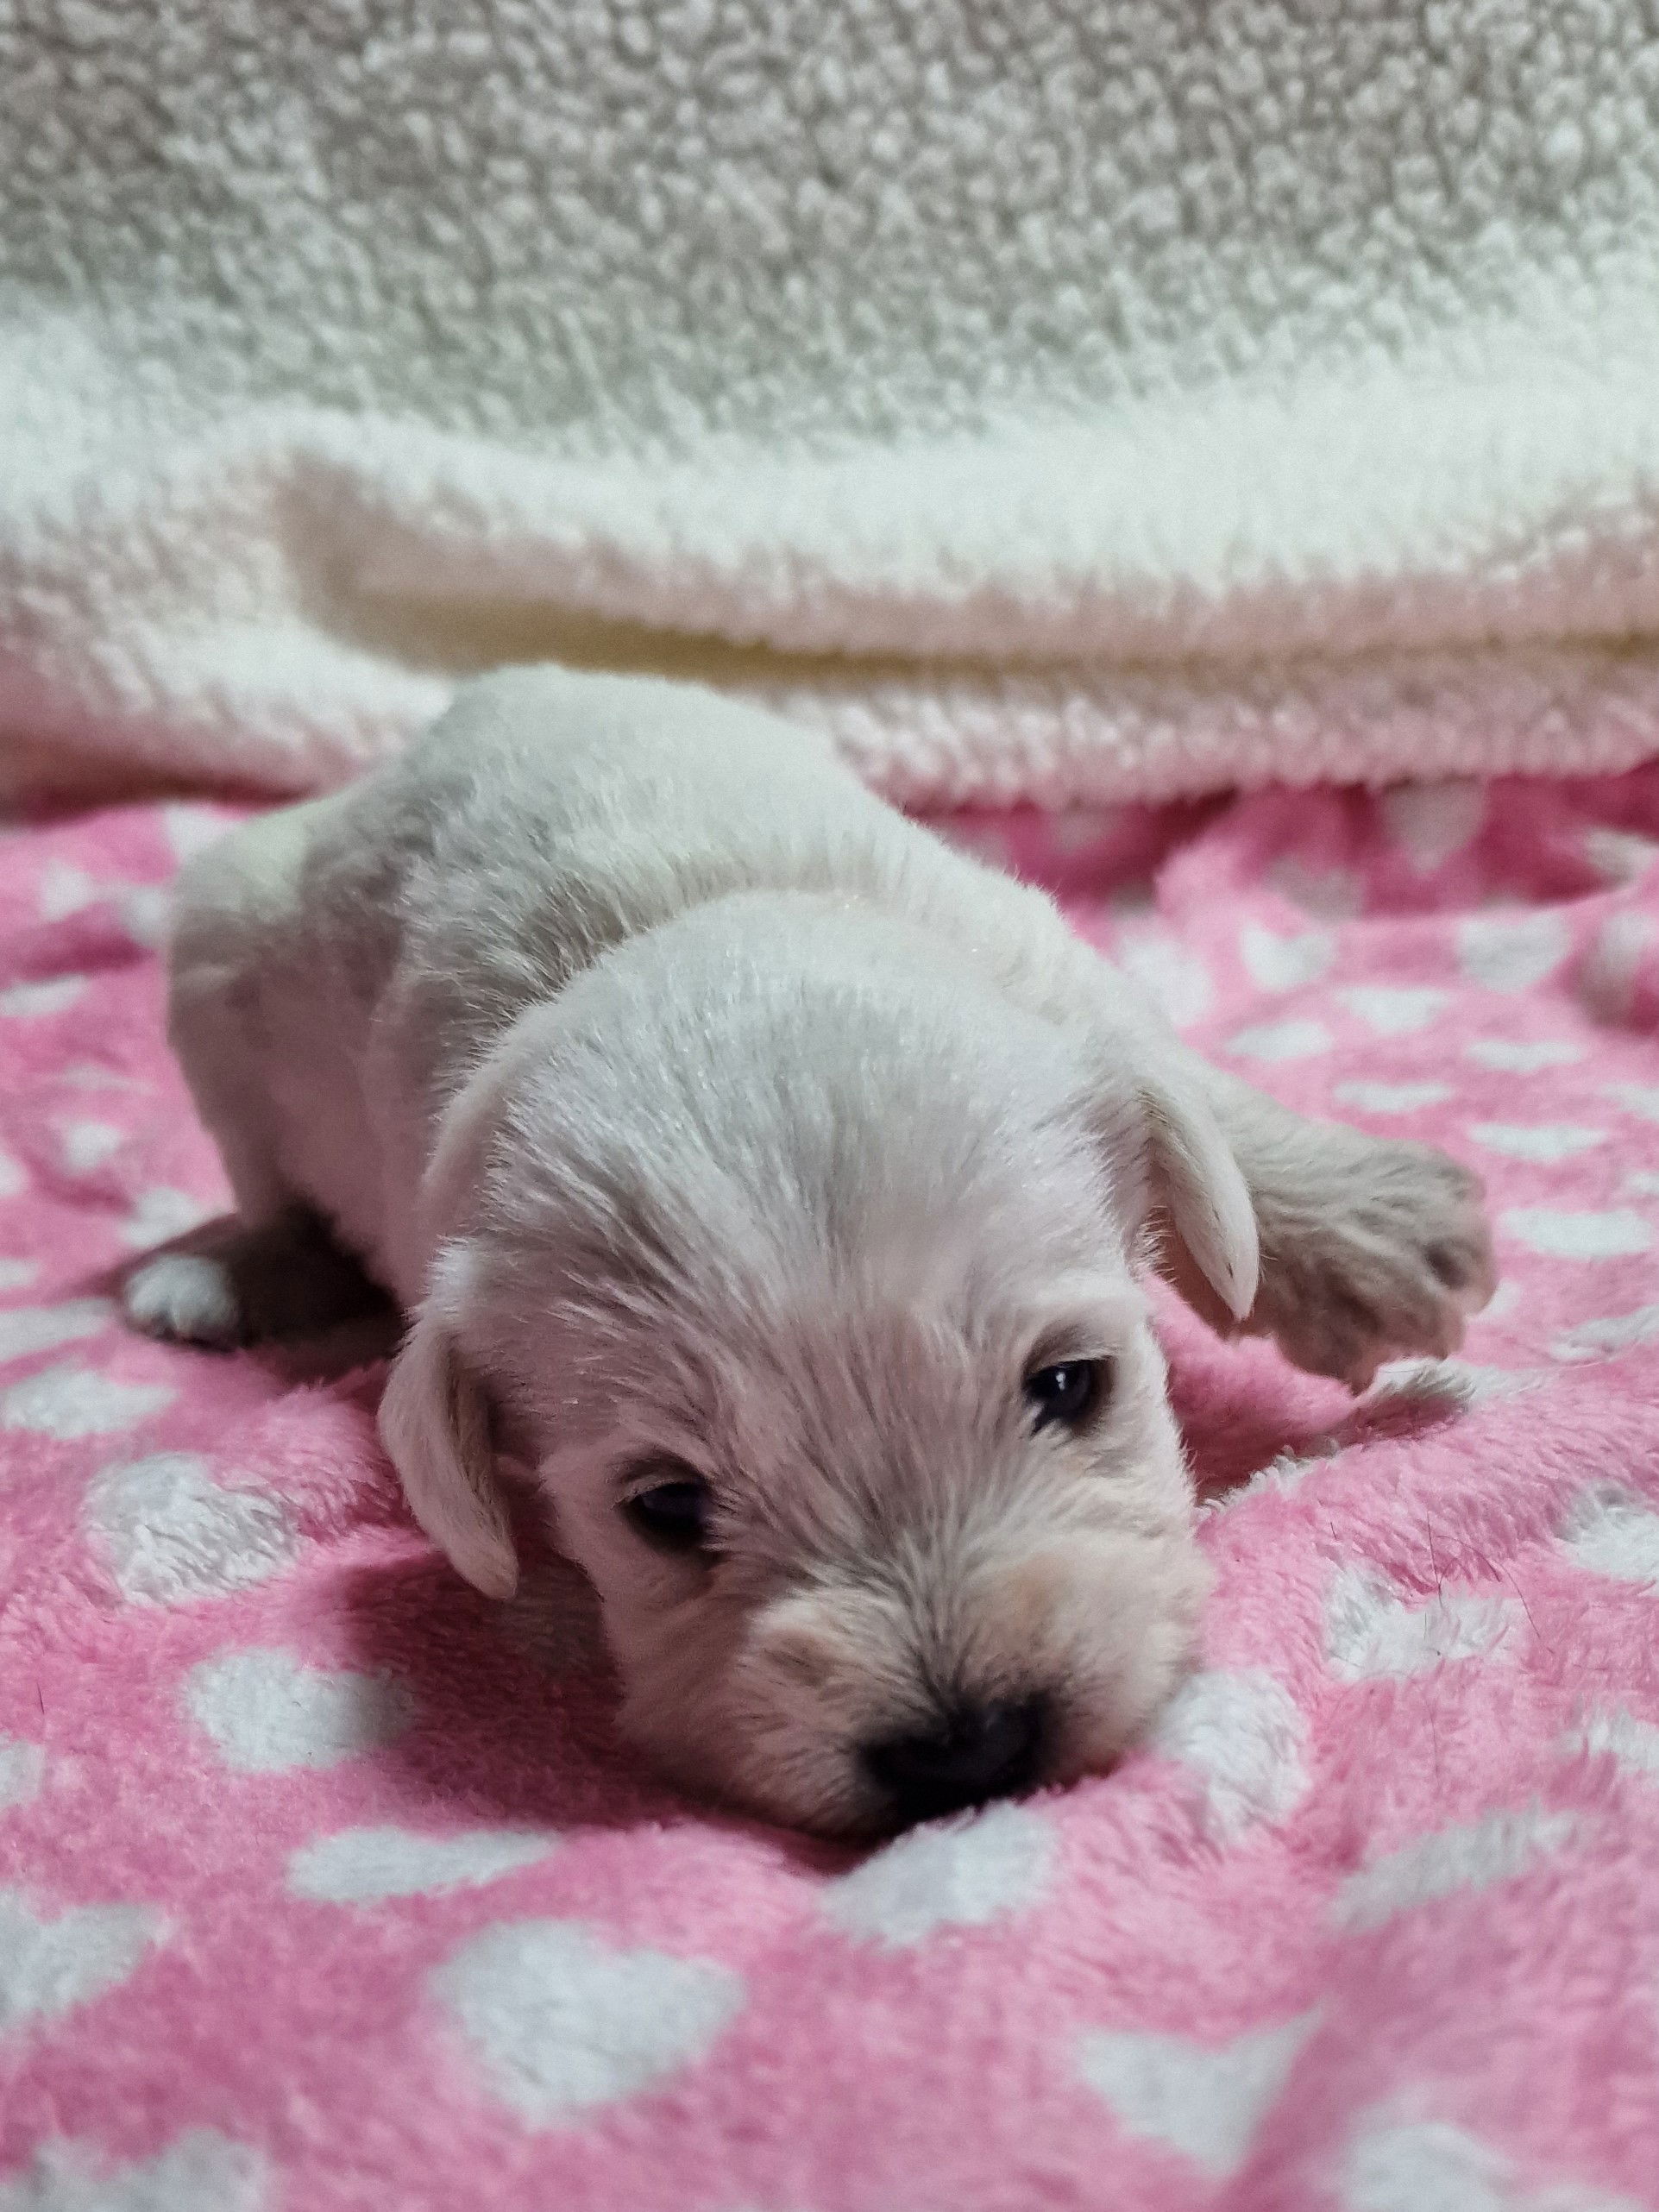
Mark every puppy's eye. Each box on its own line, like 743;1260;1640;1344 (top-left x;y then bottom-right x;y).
621;1467;713;1555
1024;1359;1108;1430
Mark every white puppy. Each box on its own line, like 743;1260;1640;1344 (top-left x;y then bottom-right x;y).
126;669;1493;1834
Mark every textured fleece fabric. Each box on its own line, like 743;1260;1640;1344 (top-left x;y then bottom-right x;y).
4;777;1659;2209
6;3;1659;803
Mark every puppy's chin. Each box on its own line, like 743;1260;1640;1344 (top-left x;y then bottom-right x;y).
603;1526;1212;1838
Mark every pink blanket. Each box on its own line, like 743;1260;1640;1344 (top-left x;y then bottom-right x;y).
4;776;1659;2212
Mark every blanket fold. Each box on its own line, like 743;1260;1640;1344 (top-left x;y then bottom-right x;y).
5;1;1659;800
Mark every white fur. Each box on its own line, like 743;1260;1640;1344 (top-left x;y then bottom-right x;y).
127;668;1493;1832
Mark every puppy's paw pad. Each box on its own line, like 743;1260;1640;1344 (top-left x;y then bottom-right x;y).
123;1254;246;1347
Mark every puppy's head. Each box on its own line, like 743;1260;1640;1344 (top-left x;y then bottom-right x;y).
380;901;1254;1834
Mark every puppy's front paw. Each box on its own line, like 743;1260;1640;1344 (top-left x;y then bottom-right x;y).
123;1251;248;1347
1253;1133;1495;1392
122;1212;387;1348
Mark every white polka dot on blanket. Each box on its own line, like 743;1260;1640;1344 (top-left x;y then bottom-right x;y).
0;1888;163;2035
1558;1486;1659;1584
1605;1082;1659;1122
289;1826;556;1904
1227;1017;1331;1063
431;1920;745;2125
1465;1038;1584;1071
186;1650;414;1771
1381;780;1486;871
1338;986;1448;1035
34;866;169;950
36;860;98;921
1334;1082;1453;1115
1564;1706;1659;1782
0;1260;39;1291
0;1151;24;1202
1501;1209;1651;1259
1324;1565;1518;1681
822;1801;1054;1946
34;868;170;952
1340;2112;1641;2212
0;1737;46;1813
1147;1669;1307;1839
1332;1805;1576;1932
1457;910;1571;993
1076;2013;1315;2177
85;1453;298;1606
0;1299;108;1366
121;1188;214;1250
1240;921;1335;991
1468;1123;1607;1163
0;2129;268;2212
1583;827;1659;886
56;1065;139;1095
117;885;171;950
1480;1278;1522;1321
58;1120;125;1174
0;977;87;1021
1116;932;1214;1028
0;1365;174;1439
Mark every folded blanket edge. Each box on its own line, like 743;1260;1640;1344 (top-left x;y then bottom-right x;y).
6;633;1659;813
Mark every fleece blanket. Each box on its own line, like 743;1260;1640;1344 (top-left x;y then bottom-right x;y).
5;774;1659;2212
7;3;1659;807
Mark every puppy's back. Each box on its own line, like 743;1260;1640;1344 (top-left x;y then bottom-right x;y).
165;669;931;1279
311;669;915;1084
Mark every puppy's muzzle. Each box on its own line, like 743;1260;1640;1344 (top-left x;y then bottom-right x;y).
860;1693;1049;1827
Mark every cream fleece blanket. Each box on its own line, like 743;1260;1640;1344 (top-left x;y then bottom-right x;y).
4;1;1659;804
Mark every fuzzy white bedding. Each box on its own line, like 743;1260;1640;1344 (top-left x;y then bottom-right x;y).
5;2;1659;804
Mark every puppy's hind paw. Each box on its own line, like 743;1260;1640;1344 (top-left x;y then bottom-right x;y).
123;1252;248;1348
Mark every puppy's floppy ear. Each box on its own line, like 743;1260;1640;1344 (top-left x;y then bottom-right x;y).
379;1033;538;1604
379;1306;518;1601
1134;1056;1260;1324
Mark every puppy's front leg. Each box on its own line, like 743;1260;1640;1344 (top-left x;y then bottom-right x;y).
1159;1061;1496;1391
124;1210;388;1349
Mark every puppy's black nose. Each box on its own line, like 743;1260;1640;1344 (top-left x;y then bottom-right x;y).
862;1695;1048;1826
